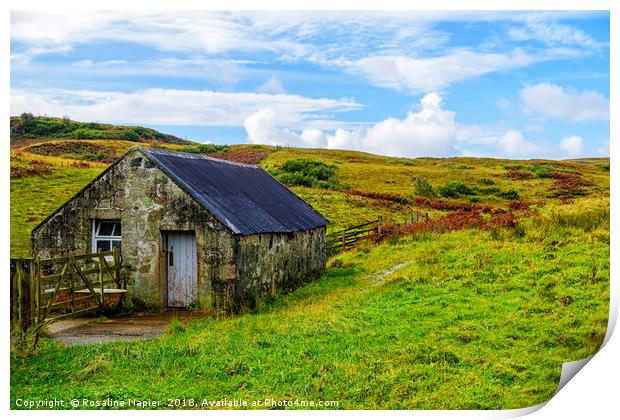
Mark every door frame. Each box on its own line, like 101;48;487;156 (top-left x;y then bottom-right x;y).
160;230;198;308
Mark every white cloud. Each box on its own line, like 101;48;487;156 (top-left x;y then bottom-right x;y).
497;130;541;157
243;94;585;159
10;87;361;127
244;92;458;157
10;11;270;58
508;18;603;49
559;135;583;157
73;59;126;67
244;108;328;148
10;11;601;99
258;76;285;94
520;83;609;122
340;48;540;94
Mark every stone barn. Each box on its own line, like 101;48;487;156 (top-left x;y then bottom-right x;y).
32;147;328;312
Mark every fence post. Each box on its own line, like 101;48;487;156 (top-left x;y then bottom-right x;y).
113;247;121;288
34;256;41;323
17;261;24;331
98;249;105;306
10;260;16;330
16;259;33;332
70;259;75;316
29;259;36;326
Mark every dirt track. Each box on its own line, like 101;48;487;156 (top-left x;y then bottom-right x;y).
47;311;202;346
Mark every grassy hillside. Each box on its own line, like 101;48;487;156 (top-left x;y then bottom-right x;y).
10;129;610;409
11;114;192;144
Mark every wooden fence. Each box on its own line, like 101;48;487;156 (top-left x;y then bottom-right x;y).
10;248;123;332
326;219;382;254
326;212;429;255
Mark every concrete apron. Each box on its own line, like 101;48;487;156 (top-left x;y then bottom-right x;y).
46;311;201;346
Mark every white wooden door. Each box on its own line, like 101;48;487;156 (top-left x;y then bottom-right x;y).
166;231;197;308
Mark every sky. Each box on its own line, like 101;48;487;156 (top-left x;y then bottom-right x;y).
9;10;610;159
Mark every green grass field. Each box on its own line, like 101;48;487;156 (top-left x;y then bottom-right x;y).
10;132;610;409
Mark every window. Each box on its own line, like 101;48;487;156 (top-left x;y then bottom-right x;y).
92;220;122;253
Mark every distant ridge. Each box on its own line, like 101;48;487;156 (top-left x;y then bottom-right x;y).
10;114;194;145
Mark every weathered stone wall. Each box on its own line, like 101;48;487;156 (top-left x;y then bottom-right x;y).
234;226;326;310
32;148;236;309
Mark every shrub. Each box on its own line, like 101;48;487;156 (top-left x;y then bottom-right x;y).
119;129;140;142
503;164;526;171
272;159;340;189
532;164;554;178
175;144;230;154
11;159;53;178
548;172;594;198
478;178;495;185
476;186;501;195
508;200;530;211
437;182;475;198
488;212;518;229
413;176;436;198
504;169;534;180
497;189;520;200
211;150;270;165
20;112;36;131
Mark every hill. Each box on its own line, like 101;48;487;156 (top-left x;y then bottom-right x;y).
9;127;610;409
10;114;193;144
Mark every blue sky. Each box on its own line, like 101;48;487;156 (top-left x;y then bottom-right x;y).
10;11;609;158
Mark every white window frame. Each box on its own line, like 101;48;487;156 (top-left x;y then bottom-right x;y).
91;219;122;256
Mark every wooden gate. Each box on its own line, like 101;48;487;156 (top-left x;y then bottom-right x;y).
10;248;123;332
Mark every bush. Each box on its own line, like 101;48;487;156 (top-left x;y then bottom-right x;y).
548;172;594;198
171;144;230;154
272;159;340;189
497;189;520;200
504;169;534;180
437;182;475;198
476;186;501;195
20;113;36;131
195;144;229;154
413;176;436;198
478;178;495;185
532;164;554;179
119;129;140;142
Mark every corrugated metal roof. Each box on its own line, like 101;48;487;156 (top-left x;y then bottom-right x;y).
141;148;328;235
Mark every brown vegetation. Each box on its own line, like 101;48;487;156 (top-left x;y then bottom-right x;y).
549;172;594;198
211;150;272;164
11;160;53;178
503;169;534;180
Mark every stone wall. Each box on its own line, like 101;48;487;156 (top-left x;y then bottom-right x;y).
234;226;326;310
32;147;327;312
32;148;236;309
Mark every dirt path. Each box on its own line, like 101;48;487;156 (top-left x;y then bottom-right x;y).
47;311;203;346
370;259;415;285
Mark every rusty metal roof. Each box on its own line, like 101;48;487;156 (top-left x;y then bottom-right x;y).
141;148;328;235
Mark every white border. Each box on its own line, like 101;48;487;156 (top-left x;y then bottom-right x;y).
3;1;617;419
